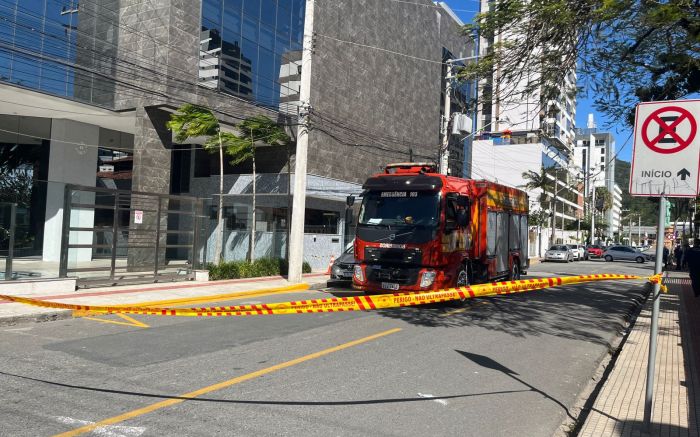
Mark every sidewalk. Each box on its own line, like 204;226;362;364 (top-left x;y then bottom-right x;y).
578;271;700;436
0;273;330;324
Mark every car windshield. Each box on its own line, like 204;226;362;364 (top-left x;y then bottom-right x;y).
358;191;439;227
550;245;568;251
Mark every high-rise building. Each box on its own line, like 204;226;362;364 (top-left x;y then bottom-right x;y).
573;115;622;239
0;0;471;280
469;0;582;253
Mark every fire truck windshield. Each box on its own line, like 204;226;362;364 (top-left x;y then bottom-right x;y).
358;191;439;227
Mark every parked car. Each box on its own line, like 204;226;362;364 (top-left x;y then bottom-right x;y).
602;245;650;263
568;244;588;261
566;245;581;261
587;245;604;258
544;245;575;262
329;245;358;283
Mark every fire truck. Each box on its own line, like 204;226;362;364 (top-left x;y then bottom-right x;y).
353;163;529;292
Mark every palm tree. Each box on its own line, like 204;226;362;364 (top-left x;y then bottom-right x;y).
225;116;290;261
522;167;556;244
167;104;226;264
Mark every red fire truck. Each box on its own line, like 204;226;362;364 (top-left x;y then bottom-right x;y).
353;163;529;292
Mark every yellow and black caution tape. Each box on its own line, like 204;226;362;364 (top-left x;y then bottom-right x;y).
0;274;663;318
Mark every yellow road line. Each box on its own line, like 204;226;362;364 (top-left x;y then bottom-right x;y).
115;314;150;328
117;283;311;308
81;316;148;328
440;301;489;318
54;327;401;437
74;283;313;319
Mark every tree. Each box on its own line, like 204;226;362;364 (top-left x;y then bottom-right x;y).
461;0;700;125
223;116;290;262
595;186;613;213
167;104;226;264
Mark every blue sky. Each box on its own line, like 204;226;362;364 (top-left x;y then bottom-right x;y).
443;1;634;162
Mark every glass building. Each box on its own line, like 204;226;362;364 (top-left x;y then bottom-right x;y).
0;0;80;99
200;0;305;110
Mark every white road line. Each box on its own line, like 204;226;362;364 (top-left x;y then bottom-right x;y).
54;416;145;437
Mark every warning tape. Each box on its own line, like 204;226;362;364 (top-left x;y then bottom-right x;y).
0;274;663;318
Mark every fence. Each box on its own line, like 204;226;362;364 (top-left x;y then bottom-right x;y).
59;185;204;287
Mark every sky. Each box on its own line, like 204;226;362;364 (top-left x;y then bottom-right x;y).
442;0;634;162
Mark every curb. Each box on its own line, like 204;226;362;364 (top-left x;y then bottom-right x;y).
0;281;328;325
0;310;72;326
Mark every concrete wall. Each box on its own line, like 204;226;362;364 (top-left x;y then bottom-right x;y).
43;119;99;262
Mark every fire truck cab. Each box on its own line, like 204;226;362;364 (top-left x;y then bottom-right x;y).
353;163;529;292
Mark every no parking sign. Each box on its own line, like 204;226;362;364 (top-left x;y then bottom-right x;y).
630;99;700;197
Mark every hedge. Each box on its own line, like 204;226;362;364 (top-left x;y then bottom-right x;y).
208;258;312;281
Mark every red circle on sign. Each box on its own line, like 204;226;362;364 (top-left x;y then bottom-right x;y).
640;106;697;154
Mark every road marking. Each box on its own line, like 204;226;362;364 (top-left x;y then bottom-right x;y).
54;417;145;437
440;301;488;317
81;316;149;329
53;327;402;437
417;393;448;406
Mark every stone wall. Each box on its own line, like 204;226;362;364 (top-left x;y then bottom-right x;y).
307;0;472;183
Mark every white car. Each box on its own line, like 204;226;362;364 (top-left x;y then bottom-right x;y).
568;244;588;261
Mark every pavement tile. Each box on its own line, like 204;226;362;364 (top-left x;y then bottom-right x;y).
579;273;699;436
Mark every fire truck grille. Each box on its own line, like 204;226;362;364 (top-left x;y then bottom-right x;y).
366;266;420;285
364;247;422;265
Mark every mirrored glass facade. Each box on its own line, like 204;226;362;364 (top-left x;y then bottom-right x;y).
0;0;80;98
200;0;305;111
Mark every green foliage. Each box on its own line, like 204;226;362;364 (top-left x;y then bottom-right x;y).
595;186;613;212
208;258;311;280
462;0;700;124
528;209;550;227
166;104;221;154
223;115;291;166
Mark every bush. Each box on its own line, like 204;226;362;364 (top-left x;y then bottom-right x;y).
208;258;313;280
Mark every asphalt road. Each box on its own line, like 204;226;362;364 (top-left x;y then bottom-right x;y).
0;259;654;437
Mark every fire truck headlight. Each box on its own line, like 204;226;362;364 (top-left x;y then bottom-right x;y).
420;271;436;288
353;265;365;282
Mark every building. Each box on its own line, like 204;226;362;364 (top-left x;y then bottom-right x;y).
0;0;471;283
475;0;577;151
469;0;582;255
573;114;622;239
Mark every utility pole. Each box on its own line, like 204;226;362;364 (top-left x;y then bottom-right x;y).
638;215;641;246
550;171;558;246
288;0;314;283
629;215;633;246
588;135;596;245
440;62;453;175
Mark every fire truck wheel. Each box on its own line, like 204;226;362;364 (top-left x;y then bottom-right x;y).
456;264;469;287
509;263;521;281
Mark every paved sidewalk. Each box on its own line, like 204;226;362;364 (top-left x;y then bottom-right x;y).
578;271;700;436
0;273;330;324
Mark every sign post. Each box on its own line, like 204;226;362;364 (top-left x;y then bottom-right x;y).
630;99;700;428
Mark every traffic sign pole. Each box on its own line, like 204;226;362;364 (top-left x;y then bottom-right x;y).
644;193;666;428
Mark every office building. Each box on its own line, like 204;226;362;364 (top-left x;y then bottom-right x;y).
0;0;471;283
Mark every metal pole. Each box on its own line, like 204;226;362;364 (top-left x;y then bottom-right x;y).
440;62;453;175
288;0;315;283
644;194;667;427
588;137;595;245
5;203;16;280
638;216;641;246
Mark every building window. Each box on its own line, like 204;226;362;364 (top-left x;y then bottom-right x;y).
200;0;306;110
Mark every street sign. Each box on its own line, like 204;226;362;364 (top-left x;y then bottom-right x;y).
630;99;700;197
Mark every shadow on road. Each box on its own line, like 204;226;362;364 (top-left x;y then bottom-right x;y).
0;370;530;406
456;350;575;420
373;280;648;346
